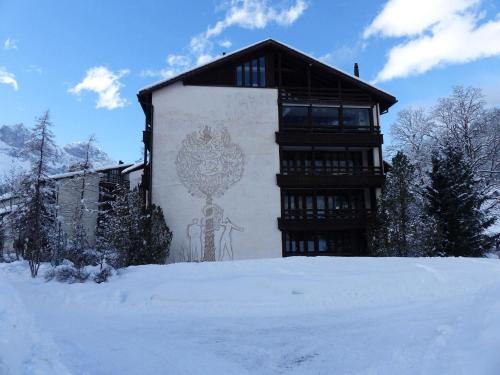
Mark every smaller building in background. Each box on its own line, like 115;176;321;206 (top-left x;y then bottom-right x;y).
0;162;134;257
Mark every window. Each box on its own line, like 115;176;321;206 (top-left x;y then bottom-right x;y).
312;106;339;128
244;62;250;86
236;66;242;86
259;56;266;87
283;189;365;220
281;149;364;175
282;104;373;130
251;59;258;87
343;107;371;127
283;231;355;255
282;105;309;128
236;56;266;87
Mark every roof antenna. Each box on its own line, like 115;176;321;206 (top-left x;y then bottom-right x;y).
354;63;359;78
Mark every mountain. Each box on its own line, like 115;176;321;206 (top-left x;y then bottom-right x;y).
0;123;115;177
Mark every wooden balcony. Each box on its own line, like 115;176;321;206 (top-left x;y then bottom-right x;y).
276;131;383;146
279;87;370;105
277;166;384;188
278;209;373;231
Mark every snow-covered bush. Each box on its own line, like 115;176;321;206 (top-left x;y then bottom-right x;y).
93;265;113;283
44;262;89;283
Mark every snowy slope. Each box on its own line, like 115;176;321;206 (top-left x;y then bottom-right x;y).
1;257;500;375
0;124;115;177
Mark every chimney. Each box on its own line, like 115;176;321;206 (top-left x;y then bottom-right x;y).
354;63;359;78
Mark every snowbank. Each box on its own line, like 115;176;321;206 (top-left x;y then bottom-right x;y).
1;257;500;374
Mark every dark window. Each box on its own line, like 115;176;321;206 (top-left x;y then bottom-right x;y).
252;59;258;87
259;56;266;87
236;56;266;87
283;189;366;220
244;62;250;86
282;105;309;128
236;65;242;86
312;106;339;128
281;149;365;175
283;231;356;255
343;107;371;127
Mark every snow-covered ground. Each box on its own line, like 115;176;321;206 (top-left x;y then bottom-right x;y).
1;257;500;375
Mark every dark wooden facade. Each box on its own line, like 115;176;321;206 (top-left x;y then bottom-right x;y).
138;39;397;258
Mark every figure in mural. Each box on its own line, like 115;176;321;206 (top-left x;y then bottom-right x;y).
218;217;244;261
187;218;203;261
176;126;245;261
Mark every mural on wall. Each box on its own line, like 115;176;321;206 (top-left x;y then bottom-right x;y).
176;126;244;261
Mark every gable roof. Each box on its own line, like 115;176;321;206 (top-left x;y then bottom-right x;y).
138;39;397;111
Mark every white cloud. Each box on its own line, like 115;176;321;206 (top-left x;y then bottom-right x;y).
166;54;191;68
364;0;479;38
193;0;308;55
141;68;179;80
364;0;500;82
142;0;308;80
320;41;367;66
4;37;18;50
218;39;233;49
196;54;215;66
0;67;18;90
140;54;192;79
69;66;129;110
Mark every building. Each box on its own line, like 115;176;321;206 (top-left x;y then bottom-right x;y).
0;163;133;257
137;39;397;262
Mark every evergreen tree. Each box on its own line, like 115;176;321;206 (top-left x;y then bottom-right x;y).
135;204;172;265
424;144;495;257
64;136;96;272
370;152;424;256
98;186;172;267
12;111;57;277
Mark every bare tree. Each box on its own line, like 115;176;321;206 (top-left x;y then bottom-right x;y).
433;86;500;209
389;107;437;183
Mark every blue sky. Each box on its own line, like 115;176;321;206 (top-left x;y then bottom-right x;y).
1;0;499;162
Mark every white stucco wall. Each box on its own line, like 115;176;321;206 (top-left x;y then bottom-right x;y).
56;173;100;246
152;83;282;262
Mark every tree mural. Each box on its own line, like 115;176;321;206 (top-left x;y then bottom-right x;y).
176;126;244;261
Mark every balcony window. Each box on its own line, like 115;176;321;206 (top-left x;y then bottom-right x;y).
318;234;328;252
281;149;365;175
283;189;366;220
283;231;355;255
282;105;309;128
343;107;371;127
312;106;339;128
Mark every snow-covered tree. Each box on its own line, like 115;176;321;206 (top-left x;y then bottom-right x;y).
389;107;437;184
98;186;171;267
433;87;499;209
64;135;97;272
12;111;58;277
424;144;495;257
135;204;172;265
370;152;425;256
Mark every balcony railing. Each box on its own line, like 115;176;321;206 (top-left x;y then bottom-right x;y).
281;165;382;176
282;208;373;221
279;87;371;104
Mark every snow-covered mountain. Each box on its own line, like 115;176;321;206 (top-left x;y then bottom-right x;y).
0;123;115;176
